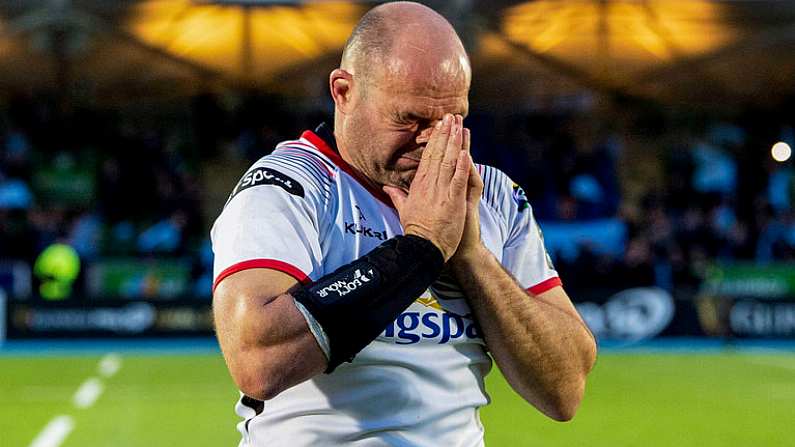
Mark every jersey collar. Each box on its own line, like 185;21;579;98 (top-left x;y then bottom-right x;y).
302;123;395;208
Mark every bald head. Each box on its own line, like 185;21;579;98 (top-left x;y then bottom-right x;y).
341;1;470;92
329;2;472;190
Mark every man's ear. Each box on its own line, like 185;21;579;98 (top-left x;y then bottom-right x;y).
330;68;356;114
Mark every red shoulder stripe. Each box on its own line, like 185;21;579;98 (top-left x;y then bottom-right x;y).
527;277;562;296
213;259;311;293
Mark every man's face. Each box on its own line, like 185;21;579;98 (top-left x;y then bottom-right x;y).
342;67;469;190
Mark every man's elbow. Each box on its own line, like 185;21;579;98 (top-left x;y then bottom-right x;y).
235;369;285;401
228;344;326;401
546;390;583;422
230;356;288;401
548;406;579;423
542;375;587;422
548;340;597;421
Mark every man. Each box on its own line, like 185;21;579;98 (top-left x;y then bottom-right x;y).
211;2;597;446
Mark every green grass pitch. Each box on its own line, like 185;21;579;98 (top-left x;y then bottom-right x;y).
1;350;793;446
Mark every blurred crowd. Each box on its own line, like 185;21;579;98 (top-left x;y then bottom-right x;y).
0;92;793;301
490;104;795;295
0;94;208;299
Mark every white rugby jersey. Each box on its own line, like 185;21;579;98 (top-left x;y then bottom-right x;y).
211;124;561;447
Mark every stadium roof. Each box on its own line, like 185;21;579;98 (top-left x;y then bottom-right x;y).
1;0;795;107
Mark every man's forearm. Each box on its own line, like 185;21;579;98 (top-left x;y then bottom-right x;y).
214;284;328;401
449;246;597;421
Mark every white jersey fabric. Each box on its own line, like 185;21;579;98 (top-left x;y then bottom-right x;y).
211;124;561;447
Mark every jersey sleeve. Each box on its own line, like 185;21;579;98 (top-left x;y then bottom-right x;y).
481;166;561;295
210;155;331;291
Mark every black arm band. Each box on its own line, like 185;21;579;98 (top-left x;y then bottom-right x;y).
292;234;444;372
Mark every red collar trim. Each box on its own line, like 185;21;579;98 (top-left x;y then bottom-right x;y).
301;130;395;208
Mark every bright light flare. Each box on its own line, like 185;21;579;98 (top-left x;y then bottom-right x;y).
771;142;792;163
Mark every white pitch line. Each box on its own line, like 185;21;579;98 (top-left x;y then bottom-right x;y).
28;415;74;447
29;353;121;447
72;377;104;409
98;353;122;378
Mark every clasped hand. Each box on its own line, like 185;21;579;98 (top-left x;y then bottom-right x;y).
383;114;484;262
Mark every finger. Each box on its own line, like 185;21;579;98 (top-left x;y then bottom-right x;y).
440;115;463;177
382;185;409;212
421;114;452;178
450;148;471;197
422;116;445;159
467;164;484;203
462;128;483;201
470;163;484;189
415;119;444;178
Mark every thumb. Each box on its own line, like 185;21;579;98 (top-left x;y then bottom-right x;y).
467;163;484;203
382;185;408;212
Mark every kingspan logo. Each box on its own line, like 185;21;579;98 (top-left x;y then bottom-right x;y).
381;307;482;345
317;268;375;298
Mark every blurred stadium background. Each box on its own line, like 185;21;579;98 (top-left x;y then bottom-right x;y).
1;1;794;446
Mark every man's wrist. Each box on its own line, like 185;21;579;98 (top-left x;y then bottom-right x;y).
292;234;444;372
449;242;490;271
404;226;449;260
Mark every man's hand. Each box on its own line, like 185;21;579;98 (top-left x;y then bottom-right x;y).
450;127;486;267
383;114;470;261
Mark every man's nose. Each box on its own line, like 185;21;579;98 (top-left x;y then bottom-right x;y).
416;121;441;143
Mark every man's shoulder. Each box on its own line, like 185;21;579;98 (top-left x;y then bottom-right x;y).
225;139;340;205
475;164;531;218
224;149;336;217
260;139;337;190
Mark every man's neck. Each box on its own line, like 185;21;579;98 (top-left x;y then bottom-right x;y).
322;123;383;192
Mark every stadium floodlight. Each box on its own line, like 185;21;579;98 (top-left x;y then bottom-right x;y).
771;141;792;163
200;0;379;5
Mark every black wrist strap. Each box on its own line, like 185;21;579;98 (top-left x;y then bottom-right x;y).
292;234;444;372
